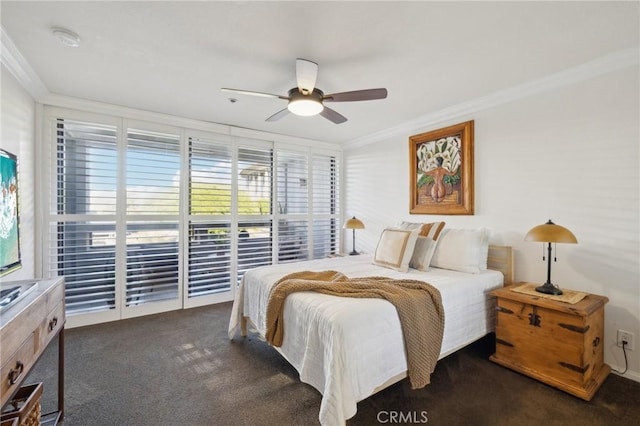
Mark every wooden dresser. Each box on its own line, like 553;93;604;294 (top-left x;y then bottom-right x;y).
490;285;609;401
1;277;65;423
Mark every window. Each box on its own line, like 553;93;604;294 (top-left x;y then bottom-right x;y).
237;146;274;278
44;108;341;325
125;129;181;307
312;153;340;258
126;129;181;215
188;135;233;298
50;119;118;314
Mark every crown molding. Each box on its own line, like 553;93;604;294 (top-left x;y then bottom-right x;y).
1;26;49;100
345;48;639;150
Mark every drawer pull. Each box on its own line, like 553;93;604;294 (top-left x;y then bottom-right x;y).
558;323;589;334
496;306;513;314
8;361;24;385
48;316;59;332
593;337;600;347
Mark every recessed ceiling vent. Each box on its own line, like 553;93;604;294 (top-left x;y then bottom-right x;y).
52;27;81;48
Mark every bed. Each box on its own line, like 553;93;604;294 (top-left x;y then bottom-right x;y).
228;241;513;425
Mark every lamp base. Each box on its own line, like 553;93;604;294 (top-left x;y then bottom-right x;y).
349;251;360;256
535;283;563;295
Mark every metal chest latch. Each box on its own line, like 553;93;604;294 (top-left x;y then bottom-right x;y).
528;307;541;327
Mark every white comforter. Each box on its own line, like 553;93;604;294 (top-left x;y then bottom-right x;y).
228;255;503;425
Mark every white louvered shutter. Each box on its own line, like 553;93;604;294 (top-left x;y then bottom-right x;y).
276;149;309;263
312;153;341;258
188;136;233;297
125;129;181;306
237;146;273;278
49;118;118;314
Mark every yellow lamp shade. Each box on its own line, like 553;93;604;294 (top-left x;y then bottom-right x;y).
343;217;365;230
524;219;576;296
525;220;577;244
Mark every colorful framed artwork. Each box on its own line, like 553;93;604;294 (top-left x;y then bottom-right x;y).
0;149;22;275
409;120;474;215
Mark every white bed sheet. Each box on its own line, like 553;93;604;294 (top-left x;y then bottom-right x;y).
228;255;503;425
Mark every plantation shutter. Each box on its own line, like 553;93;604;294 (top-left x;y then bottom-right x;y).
125;129;181;306
126;129;180;215
312;153;340;258
49;119;118;314
237;146;273;278
188;136;233;297
276;149;309;263
44;107;342;325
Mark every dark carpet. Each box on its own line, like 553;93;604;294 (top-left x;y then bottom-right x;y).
26;302;640;425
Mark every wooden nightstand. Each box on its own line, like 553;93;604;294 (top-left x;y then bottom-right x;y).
490;285;610;401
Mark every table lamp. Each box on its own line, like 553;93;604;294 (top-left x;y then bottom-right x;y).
343;216;365;255
524;219;577;295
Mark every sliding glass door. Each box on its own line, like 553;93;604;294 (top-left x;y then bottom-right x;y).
49;116;120;322
42;107;341;326
124;127;182;315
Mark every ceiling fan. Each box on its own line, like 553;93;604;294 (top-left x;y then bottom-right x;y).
221;58;388;124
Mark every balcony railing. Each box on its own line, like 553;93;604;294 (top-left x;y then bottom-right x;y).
59;236;307;314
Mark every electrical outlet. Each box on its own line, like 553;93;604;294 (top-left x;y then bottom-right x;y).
617;330;634;351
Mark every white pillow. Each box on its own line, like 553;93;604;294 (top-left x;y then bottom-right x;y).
430;228;490;274
397;221;423;231
373;228;419;272
406;222;446;271
410;237;437;271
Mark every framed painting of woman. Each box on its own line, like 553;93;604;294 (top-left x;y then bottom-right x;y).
409;120;474;215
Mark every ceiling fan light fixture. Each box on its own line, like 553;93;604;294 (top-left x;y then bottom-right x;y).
222;60;387;124
288;98;324;116
287;87;324;117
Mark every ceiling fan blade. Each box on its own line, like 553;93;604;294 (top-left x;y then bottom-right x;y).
266;108;290;122
296;58;318;95
221;88;287;99
320;106;347;124
324;88;388;102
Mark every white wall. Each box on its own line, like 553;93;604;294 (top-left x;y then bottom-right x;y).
343;65;640;380
0;64;36;281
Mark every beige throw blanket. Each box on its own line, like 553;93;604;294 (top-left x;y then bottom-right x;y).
265;270;445;389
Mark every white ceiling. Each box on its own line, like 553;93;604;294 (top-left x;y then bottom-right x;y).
1;1;638;144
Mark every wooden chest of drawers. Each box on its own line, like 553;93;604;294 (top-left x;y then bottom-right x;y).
489;285;610;401
1;277;65;415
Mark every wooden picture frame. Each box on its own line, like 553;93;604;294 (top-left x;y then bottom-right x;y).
409;120;474;215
